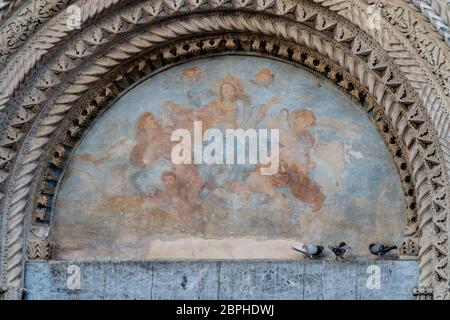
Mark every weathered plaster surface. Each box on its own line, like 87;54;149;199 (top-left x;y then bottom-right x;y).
53;56;406;260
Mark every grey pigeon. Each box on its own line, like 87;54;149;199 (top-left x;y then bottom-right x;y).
292;243;324;258
328;242;351;259
369;243;397;256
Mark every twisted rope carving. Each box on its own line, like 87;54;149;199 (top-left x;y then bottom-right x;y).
410;0;450;46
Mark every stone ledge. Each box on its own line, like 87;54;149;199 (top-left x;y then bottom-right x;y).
24;260;418;300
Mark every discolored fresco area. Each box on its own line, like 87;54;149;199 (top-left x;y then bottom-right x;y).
53;56;406;260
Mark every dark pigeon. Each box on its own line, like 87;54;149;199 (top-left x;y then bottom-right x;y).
369;244;397;256
328;242;351;259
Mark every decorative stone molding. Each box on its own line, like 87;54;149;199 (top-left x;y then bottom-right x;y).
0;0;70;66
413;286;434;300
27;237;51;260
409;0;450;46
0;0;448;300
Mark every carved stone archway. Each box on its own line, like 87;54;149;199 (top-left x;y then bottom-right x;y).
0;0;449;300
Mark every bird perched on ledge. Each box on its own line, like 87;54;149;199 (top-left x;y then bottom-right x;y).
292;243;324;259
328;242;351;260
369;243;397;256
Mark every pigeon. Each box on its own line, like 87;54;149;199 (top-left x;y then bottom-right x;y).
292;243;324;258
328;242;351;259
369;243;397;256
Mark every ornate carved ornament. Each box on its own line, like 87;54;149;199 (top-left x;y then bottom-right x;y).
409;0;450;47
0;0;448;300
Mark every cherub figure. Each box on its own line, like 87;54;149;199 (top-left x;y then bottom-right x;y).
166;75;250;132
228;108;324;219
